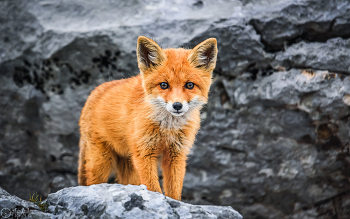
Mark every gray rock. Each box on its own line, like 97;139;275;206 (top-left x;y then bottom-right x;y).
0;186;50;218
184;69;350;218
1;0;350;218
0;185;242;219
275;38;350;73
42;183;242;219
249;0;350;52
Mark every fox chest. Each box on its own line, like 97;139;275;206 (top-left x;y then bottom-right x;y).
140;129;190;151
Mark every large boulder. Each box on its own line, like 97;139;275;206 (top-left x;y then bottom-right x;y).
1;0;350;218
0;184;242;219
43;184;242;219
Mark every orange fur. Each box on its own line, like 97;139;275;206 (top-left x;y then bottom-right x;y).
78;36;218;200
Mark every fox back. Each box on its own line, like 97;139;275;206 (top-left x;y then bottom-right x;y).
78;36;218;200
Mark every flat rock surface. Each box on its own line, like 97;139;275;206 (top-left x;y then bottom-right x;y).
0;184;242;219
42;184;242;219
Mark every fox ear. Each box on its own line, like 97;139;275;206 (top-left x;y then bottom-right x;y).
137;36;166;73
188;38;218;73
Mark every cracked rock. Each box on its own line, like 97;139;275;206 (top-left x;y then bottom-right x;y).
275;38;350;74
42;184;242;219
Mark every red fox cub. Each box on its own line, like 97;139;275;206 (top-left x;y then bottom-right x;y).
78;36;218;200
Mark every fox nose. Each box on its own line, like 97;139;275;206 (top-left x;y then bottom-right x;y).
172;102;183;111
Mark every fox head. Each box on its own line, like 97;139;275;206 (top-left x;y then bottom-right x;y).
136;36;218;128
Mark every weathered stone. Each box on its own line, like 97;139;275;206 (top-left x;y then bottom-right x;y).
1;0;350;218
43;184;242;219
0;185;242;219
184;69;350;217
274;38;350;73
0;186;50;218
249;0;350;52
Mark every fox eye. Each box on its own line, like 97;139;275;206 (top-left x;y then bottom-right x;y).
185;82;194;89
160;82;169;89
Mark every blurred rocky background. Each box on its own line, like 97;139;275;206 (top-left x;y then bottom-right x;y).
0;0;350;218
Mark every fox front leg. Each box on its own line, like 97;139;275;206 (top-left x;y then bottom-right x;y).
161;147;187;200
131;147;162;194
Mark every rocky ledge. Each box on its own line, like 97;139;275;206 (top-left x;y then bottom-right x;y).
0;184;242;219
